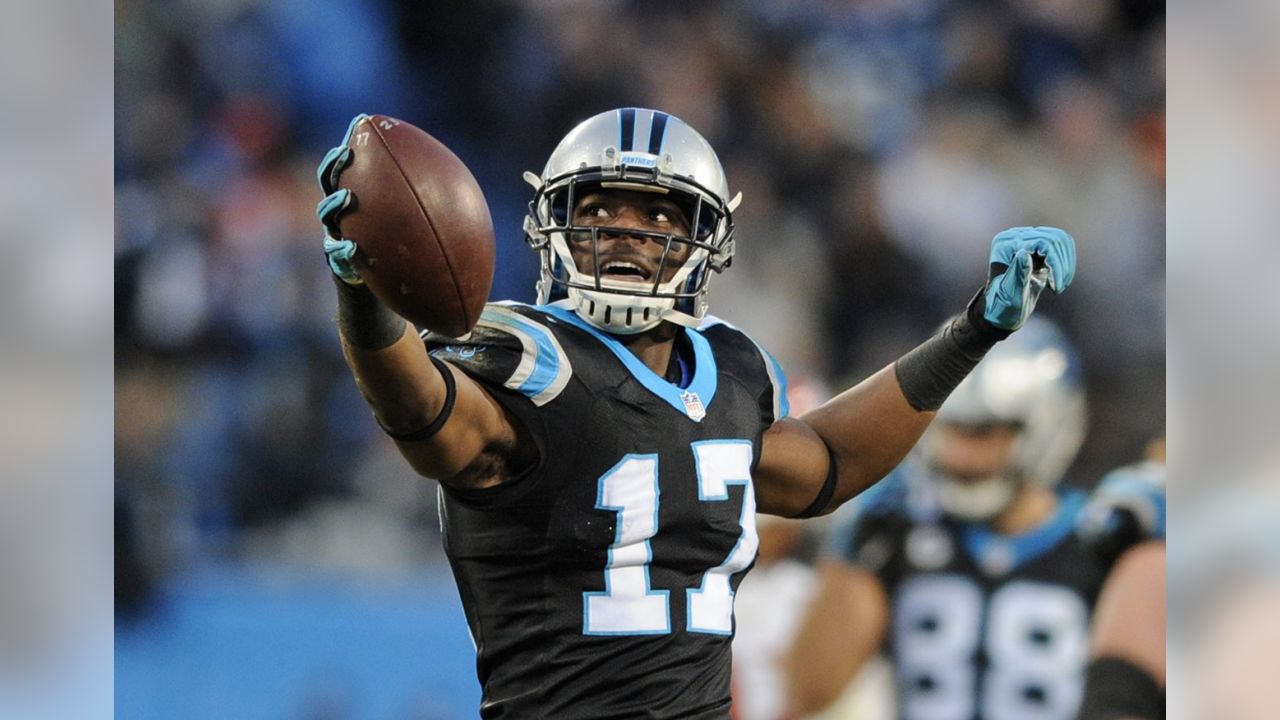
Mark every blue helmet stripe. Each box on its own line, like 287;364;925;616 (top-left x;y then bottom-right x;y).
618;108;637;152
648;111;670;155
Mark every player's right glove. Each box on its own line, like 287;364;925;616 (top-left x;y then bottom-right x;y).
316;113;370;285
982;226;1076;331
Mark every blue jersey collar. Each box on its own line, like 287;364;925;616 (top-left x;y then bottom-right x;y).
538;303;718;421
959;490;1087;575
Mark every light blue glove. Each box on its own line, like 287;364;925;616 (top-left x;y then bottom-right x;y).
316;113;370;285
983;226;1076;330
323;234;361;285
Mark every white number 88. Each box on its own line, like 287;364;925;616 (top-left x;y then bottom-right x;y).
894;575;1088;720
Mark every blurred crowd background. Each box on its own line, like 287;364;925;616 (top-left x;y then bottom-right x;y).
114;0;1164;717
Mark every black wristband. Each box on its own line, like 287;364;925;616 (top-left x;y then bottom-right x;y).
893;288;1010;412
792;444;840;519
333;276;407;350
378;355;457;443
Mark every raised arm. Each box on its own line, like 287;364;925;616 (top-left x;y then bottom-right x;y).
755;227;1077;517
318;118;528;489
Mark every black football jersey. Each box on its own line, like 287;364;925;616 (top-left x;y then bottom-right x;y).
425;301;789;719
834;477;1112;720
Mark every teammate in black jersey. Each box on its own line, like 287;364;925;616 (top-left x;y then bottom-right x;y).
788;318;1114;720
315;108;1078;718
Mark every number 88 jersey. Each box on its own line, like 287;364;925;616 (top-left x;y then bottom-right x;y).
427;301;788;720
841;487;1111;720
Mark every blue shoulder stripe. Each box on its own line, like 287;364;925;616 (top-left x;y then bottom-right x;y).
700;315;789;421
476;304;573;406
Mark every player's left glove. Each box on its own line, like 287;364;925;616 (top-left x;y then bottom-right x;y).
982;226;1076;331
316;113;370;286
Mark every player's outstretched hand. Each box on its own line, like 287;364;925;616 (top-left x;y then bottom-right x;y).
316;113;370;286
983;226;1076;331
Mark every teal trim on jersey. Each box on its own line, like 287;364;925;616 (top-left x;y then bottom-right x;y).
478;306;571;405
760;347;789;420
539;303;718;420
698;315;790;421
960;490;1088;573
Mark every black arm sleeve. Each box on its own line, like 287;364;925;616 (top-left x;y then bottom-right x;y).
893;288;1010;411
333;276;407;350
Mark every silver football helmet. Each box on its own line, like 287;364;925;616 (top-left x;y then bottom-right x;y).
922;316;1087;521
522;108;742;334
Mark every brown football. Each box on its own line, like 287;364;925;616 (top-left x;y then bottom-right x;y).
334;114;495;337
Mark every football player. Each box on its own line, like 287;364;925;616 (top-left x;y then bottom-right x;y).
316;108;1077;718
787;317;1110;720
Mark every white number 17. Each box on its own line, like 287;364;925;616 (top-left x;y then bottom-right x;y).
584;440;757;636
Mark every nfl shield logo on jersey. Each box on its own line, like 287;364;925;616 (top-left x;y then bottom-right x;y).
681;390;707;421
